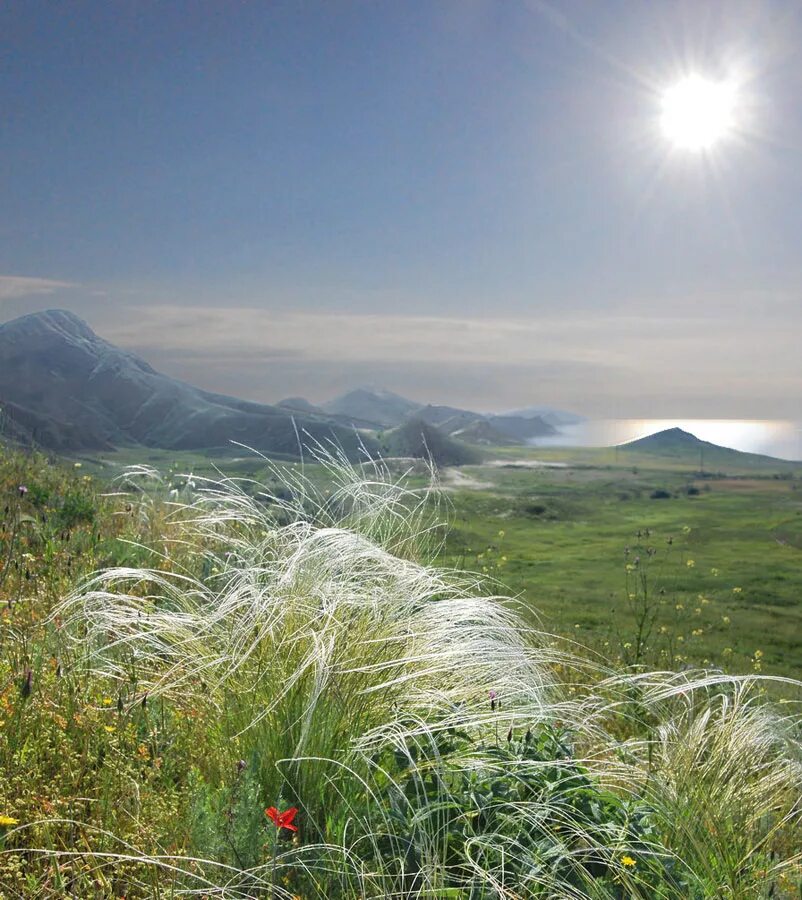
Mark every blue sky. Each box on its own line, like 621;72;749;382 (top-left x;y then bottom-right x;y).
2;0;801;415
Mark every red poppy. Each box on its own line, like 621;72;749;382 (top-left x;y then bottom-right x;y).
265;806;298;832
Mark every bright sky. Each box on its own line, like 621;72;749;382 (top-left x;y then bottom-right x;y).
2;0;801;416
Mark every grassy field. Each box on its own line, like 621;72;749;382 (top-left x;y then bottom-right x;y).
0;443;800;897
439;453;802;677
75;442;802;676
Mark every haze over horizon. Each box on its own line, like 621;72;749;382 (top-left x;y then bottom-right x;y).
2;1;801;417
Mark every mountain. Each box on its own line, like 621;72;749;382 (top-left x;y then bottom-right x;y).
276;396;323;414
321;388;422;428
0;310;377;459
620;427;796;469
380;418;479;467
503;406;585;428
318;391;557;445
486;414;556;442
414;404;483;430
450;417;521;446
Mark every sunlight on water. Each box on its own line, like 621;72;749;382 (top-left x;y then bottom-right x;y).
531;419;802;461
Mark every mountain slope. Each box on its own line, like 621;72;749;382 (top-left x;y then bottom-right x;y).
486;414;556;441
321;388;422;428
504;406;584;427
0;310;376;459
620;427;796;469
380;418;479;467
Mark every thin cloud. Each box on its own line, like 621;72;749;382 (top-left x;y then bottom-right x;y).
96;303;800;418
0;275;74;302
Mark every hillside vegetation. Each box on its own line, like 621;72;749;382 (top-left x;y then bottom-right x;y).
0;447;800;898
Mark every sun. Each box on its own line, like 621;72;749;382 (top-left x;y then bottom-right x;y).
660;75;737;151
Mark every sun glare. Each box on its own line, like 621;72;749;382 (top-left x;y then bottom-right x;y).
660;75;737;151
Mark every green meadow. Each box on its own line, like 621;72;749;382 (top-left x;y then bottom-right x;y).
1;442;800;897
440;453;802;678
74;443;802;677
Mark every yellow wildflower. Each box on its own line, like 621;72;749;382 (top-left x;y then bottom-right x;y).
0;815;19;827
686;559;695;568
621;855;636;867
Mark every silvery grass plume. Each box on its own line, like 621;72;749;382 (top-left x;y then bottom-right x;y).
641;676;802;897
49;453;802;898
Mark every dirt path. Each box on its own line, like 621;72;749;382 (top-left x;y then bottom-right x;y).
440;468;495;491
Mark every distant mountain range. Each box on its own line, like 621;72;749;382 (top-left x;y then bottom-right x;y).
0;310;581;464
0;310;375;459
317;389;563;443
503;406;585;428
4;311;793;471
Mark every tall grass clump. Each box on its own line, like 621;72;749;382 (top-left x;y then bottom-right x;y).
33;453;802;897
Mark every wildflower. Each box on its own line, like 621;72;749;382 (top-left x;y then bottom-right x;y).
732;586;742;594
18;485;27;497
74;462;82;468
489;689;498;711
265;806;298;832
686;559;695;568
0;815;19;827
621;855;636;867
104;725;115;733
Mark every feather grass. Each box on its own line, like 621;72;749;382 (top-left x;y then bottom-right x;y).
46;453;802;898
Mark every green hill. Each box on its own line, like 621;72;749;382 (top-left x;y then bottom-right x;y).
380;418;479;467
620;427;798;471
